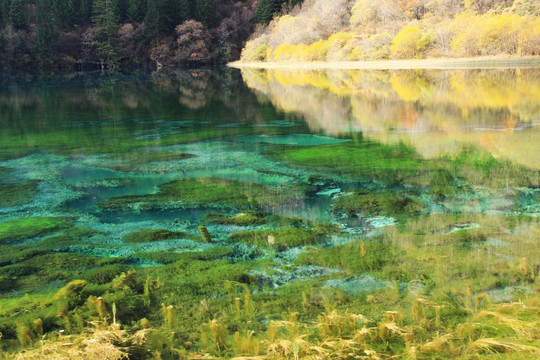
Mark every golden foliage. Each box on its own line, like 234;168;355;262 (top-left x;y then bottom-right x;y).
390;25;422;59
240;0;540;61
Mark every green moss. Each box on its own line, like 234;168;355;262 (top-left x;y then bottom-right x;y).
123;229;200;243
449;147;540;188
0;166;12;180
54;280;87;300
146;259;260;300
103;151;196;172
0;274;18;293
157;177;290;209
429;169;461;199
203;211;268;226
0;245;48;266
132;246;234;264
0;149;34;161
268;141;422;183
447;229;487;248
0;180;41;208
0;217;71;243
333;190;425;218
228;227;321;251
80;264;130;285
1;121;302;160
0;253;126;296
296;237;396;273
98;177;313;212
34;235;75;251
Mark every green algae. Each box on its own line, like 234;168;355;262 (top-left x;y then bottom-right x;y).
0;180;41;208
269;140;539;193
0;213;538;358
203;211;269;226
333;189;425;218
296;237;396;273
102;151;197;172
132;246;234;264
1;71;540;358
268;140;422;183
0;217;71;243
0;245;48;267
79;263;131;285
228;227;321;251
0;149;35;161
123;229;201;243
1;124;304;160
0;252;126;295
0;167;11;180
449;147;540;188
156;177;307;209
98;177;313;212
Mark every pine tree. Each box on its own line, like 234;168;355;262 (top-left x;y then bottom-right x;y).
93;0;119;66
52;0;67;28
161;0;190;31
67;0;79;26
144;0;160;41
177;0;192;22
127;0;145;23
34;0;58;66
0;0;10;26
80;0;93;23
113;0;128;23
9;0;26;29
194;0;215;27
255;0;294;25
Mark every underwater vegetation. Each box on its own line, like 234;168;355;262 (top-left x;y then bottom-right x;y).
0;217;71;244
228;227;320;251
123;229;201;243
0;179;41;208
242;68;540;170
332;190;425;219
0;70;539;359
203;211;270;226
268;141;423;184
101;152;197;172
98;177;314;212
0;214;539;359
132;246;234;265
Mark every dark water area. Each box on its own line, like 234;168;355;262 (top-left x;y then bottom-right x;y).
0;66;539;356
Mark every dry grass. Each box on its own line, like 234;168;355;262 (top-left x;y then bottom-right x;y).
11;323;152;360
229;56;540;70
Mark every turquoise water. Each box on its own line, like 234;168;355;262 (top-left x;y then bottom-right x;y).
0;68;539;356
1;67;539;256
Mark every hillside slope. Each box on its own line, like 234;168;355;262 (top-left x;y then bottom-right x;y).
241;0;540;62
0;0;256;70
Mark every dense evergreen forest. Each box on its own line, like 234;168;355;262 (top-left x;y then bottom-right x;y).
0;0;299;70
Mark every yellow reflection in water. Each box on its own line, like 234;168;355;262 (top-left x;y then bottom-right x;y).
241;68;540;169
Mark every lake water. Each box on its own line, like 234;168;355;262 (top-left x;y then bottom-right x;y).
0;67;539;355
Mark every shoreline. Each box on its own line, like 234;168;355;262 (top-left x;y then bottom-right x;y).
229;56;540;70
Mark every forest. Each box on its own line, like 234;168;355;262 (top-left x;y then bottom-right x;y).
2;0;539;71
241;0;540;62
0;0;293;70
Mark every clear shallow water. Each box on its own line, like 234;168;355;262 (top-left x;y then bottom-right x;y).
0;68;539;305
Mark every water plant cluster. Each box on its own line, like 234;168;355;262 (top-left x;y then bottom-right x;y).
0;70;539;359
